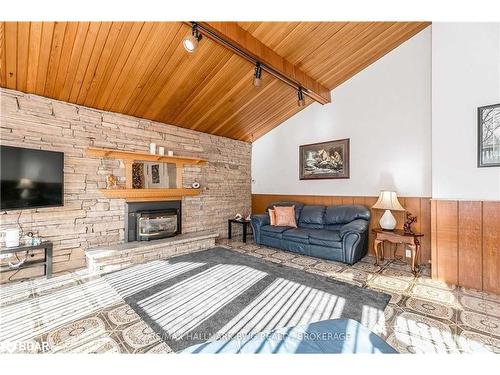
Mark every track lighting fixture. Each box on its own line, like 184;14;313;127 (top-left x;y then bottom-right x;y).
183;23;203;53
183;22;322;108
253;62;262;87
297;87;305;107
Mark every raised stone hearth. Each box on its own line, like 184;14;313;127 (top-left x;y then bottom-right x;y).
85;231;218;274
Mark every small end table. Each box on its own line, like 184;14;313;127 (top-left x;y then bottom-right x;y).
228;219;251;243
372;228;423;275
0;241;53;280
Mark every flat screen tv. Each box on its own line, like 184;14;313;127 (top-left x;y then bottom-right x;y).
1;146;64;211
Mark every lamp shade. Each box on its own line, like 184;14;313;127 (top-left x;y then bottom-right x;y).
372;191;405;211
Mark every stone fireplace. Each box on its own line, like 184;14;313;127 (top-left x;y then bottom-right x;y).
87;198;218;274
1;89;251;278
125;201;182;242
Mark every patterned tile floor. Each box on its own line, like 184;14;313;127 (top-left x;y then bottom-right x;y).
1;238;499;354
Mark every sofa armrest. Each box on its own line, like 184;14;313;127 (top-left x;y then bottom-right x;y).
250;214;270;244
251;214;270;228
340;219;369;237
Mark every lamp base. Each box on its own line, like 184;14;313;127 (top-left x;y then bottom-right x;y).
379;209;397;230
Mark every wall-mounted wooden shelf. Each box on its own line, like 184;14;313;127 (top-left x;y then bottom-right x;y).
87;147;206;202
86;147;206;165
99;188;202;202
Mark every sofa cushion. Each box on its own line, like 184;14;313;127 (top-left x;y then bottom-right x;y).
309;230;342;248
261;225;292;234
282;228;311;244
298;205;326;229
261;225;292;240
274;206;298;227
325;205;370;225
266;201;304;222
324;224;343;231
309;244;343;261
309;229;341;242
283;228;310;239
268;209;277;225
259;234;282;249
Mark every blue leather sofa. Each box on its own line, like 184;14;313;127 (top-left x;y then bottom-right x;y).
251;201;370;265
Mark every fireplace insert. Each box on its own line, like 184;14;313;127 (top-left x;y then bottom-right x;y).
135;209;180;241
126;200;182;242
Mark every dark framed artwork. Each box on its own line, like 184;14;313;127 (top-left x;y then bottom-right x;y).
299;138;350;180
478;103;500;167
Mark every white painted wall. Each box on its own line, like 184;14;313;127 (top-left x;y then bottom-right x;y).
252;26;432;197
432;23;500;200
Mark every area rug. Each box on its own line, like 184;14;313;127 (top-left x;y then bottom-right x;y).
120;247;391;352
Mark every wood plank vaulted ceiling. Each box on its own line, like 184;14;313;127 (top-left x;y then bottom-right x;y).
0;21;429;142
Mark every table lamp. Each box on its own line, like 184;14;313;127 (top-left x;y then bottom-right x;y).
372;191;405;230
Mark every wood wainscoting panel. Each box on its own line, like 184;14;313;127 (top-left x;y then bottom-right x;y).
364;196;380;258
482;202;500;294
458;201;483;290
420;197;432;266
251;194;431;263
431;199;499;293
431;200;438;279
434;200;459;285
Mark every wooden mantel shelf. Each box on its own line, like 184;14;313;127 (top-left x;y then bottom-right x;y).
99;188;201;201
87;147;206;202
86;147;206;165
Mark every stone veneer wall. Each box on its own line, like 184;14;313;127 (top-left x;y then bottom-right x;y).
0;88;251;280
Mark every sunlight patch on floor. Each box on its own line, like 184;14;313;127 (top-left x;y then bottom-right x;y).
214;277;346;340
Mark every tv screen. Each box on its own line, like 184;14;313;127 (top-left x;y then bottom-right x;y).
1;146;64;210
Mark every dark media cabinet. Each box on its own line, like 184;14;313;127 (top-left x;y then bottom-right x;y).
0;241;53;280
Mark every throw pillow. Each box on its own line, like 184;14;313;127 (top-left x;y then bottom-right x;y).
273;206;297;227
268;208;277;226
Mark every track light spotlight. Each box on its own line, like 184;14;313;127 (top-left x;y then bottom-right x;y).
183;23;203;53
297;87;305;107
253;62;262;87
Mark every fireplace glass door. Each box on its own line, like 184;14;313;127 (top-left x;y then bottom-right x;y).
136;209;179;241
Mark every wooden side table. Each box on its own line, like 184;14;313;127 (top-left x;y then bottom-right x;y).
372;228;423;275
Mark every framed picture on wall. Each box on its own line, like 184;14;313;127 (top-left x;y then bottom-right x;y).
478;103;500;167
299;138;350;180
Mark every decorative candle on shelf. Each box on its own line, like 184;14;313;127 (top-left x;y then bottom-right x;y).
149;143;156;154
167;150;174;157
158;146;165;156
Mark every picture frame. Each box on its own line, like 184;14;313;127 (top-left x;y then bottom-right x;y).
132;162;177;188
299;138;350;180
478;103;500;168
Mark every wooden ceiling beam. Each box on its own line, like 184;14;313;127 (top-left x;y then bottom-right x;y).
192;22;332;105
